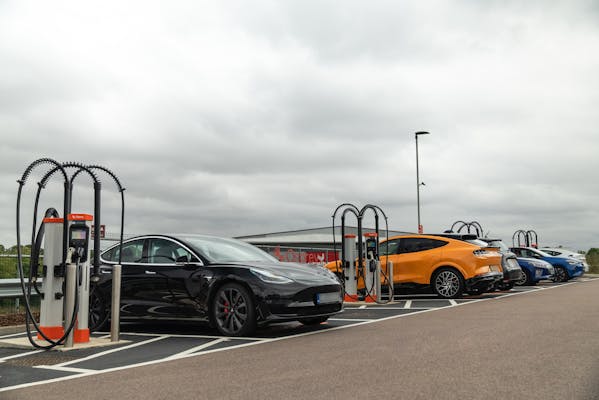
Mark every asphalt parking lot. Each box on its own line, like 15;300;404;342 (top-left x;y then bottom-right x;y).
1;277;598;399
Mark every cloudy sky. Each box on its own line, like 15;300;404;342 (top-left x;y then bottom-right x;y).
1;0;598;251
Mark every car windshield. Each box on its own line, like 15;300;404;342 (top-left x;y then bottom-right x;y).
180;235;278;263
486;240;510;252
533;249;552;257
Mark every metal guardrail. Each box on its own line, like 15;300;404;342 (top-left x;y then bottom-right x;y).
0;279;42;299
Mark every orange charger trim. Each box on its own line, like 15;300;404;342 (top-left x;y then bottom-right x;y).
43;217;64;223
74;328;90;343
363;232;378;238
364;295;378;303
37;326;65;341
68;214;93;221
343;294;359;302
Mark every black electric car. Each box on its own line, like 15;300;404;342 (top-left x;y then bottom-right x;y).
90;234;343;336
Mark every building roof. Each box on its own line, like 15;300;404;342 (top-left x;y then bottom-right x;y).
235;226;412;245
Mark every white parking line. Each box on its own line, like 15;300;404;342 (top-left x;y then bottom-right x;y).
33;365;95;374
165;338;229;360
1;279;594;394
448;299;458;306
49;335;169;368
329;318;374;322
404;300;412;309
0;349;44;363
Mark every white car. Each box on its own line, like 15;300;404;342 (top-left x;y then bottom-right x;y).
541;247;589;272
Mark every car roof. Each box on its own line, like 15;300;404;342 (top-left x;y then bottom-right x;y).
429;233;479;241
386;233;476;245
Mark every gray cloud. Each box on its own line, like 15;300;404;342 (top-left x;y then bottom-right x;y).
1;0;598;252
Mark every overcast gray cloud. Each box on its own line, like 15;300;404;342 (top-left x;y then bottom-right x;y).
1;0;599;252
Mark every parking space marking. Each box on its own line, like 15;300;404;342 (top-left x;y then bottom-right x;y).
448;299;458;306
47;335;168;368
404;300;412;309
34;365;96;374
0;349;44;363
1;277;596;394
329;318;374;322
165;338;230;360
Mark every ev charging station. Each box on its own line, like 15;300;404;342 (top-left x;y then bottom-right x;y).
332;203;394;304
38;214;93;345
15;158;125;350
512;229;538;247
447;220;484;237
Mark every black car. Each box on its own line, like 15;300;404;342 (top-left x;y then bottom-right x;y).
90;234;343;336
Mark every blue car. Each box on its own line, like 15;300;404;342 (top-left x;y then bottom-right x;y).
510;247;585;282
513;257;554;286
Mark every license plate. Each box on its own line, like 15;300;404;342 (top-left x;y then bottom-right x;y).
316;292;340;304
535;270;542;278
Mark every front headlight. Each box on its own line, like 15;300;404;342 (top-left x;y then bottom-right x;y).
318;266;339;281
250;268;294;284
530;261;548;268
566;260;579;266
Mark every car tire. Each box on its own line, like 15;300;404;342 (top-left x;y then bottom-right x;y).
500;282;515;291
432;268;465;299
89;286;109;332
211;283;257;337
516;269;536;286
299;316;329;325
553;266;568;282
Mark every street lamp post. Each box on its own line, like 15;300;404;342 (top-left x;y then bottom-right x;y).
415;131;430;234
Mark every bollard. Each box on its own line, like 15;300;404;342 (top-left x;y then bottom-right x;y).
110;264;121;342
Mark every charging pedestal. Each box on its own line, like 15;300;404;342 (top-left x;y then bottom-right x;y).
363;233;380;303
38;213;92;346
38;217;66;341
342;234;358;302
69;214;93;345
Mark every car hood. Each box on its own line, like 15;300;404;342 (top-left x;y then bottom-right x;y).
517;257;552;266
220;261;340;284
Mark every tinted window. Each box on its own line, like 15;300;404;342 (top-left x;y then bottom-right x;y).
102;239;145;263
148;238;196;264
379;239;401;256
181;235;277;263
398;238;447;254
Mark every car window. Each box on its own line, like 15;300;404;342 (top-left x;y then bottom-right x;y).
544;250;559;256
102;239;145;263
398;238;447;254
379;239;401;256
148;238;196;264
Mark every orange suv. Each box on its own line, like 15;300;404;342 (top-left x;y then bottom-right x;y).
326;234;503;299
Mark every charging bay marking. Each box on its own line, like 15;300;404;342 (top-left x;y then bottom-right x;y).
0;277;595;393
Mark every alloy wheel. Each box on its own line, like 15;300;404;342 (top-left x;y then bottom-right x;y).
435;270;461;298
214;285;253;336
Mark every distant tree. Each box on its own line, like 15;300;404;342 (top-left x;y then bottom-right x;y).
8;244;31;255
0;244;5;253
586;248;599;274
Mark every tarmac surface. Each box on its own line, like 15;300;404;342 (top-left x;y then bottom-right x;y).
2;278;599;400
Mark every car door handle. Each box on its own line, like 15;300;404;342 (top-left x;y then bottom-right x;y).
145;270;157;275
100;270;112;274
